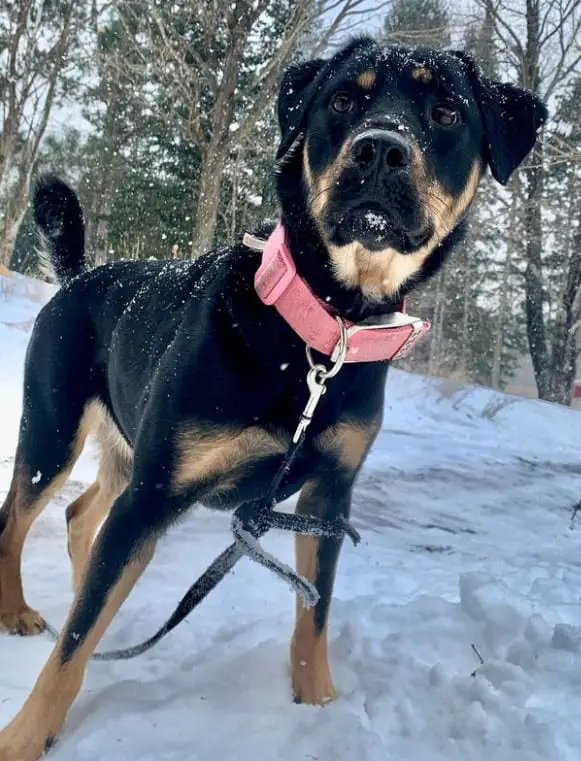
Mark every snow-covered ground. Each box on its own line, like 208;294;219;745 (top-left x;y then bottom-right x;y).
1;271;581;761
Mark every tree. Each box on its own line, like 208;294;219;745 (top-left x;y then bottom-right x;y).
383;0;451;49
0;0;86;264
114;0;386;257
477;0;581;404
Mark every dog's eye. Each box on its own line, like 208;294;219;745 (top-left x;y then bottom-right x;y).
431;104;461;126
331;92;354;114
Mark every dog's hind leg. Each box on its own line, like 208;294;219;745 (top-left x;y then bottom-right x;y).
0;296;95;635
0;418;92;636
0;486;158;761
66;482;103;592
66;406;133;591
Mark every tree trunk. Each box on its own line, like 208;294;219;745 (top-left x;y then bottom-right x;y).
428;269;446;375
491;196;517;389
0;202;27;266
192;141;230;255
523;146;550;398
521;0;553;398
190;20;248;255
0;0;32;194
460;245;471;378
229;147;243;246
545;212;581;405
0;1;76;264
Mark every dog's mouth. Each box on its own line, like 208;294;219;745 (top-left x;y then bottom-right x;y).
326;203;432;254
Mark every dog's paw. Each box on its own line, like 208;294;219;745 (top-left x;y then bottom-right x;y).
0;607;45;636
291;663;338;706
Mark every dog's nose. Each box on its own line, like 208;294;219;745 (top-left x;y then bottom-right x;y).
351;129;412;172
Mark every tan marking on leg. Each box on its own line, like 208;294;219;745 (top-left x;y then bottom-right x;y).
291;533;337;705
0;406;95;636
172;426;287;493
87;399;134;471
315;418;381;470
0;542;155;761
66;482;105;592
66;404;133;591
356;70;376;89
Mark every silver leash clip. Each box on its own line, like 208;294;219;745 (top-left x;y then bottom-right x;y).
293;366;328;443
292;317;348;443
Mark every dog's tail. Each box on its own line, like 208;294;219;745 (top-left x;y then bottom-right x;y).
33;175;86;285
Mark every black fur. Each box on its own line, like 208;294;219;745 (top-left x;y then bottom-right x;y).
449;50;548;184
0;36;547;752
33;174;86;283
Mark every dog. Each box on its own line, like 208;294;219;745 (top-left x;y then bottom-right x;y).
0;36;546;760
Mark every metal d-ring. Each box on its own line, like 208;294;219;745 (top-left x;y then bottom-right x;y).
305;315;348;379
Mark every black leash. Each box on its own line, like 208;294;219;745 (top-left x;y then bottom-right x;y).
44;321;359;661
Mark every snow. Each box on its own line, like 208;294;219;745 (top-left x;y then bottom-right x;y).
364;211;388;232
1;272;581;760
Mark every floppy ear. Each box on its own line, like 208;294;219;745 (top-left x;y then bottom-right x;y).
276;58;326;161
451;51;548;185
475;78;548;184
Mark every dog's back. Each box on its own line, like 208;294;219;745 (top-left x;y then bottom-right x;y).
32;177;237;440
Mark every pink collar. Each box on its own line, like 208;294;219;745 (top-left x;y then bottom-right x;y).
251;224;431;363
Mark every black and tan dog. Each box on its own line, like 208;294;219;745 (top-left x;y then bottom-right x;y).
0;37;545;760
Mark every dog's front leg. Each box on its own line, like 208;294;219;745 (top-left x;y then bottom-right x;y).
291;420;379;705
0;488;158;761
290;476;354;706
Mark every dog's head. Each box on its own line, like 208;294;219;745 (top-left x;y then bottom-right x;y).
276;37;547;300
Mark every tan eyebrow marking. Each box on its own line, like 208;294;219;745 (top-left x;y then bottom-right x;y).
411;66;433;83
356;70;376;89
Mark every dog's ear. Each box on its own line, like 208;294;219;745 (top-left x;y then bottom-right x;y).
276;58;326;161
451;51;548;185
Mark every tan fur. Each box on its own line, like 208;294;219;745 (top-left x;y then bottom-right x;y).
0;406;95;635
88;400;134;479
411;65;433;83
172;425;288;494
303;147;317;198
291;422;381;704
290;533;337;705
304;139;353;220
357;70;376;89
328;159;482;298
66;401;133;590
315;419;380;470
0;541;155;761
66;482;101;590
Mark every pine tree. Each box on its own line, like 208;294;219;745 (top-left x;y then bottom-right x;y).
383;0;450;50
